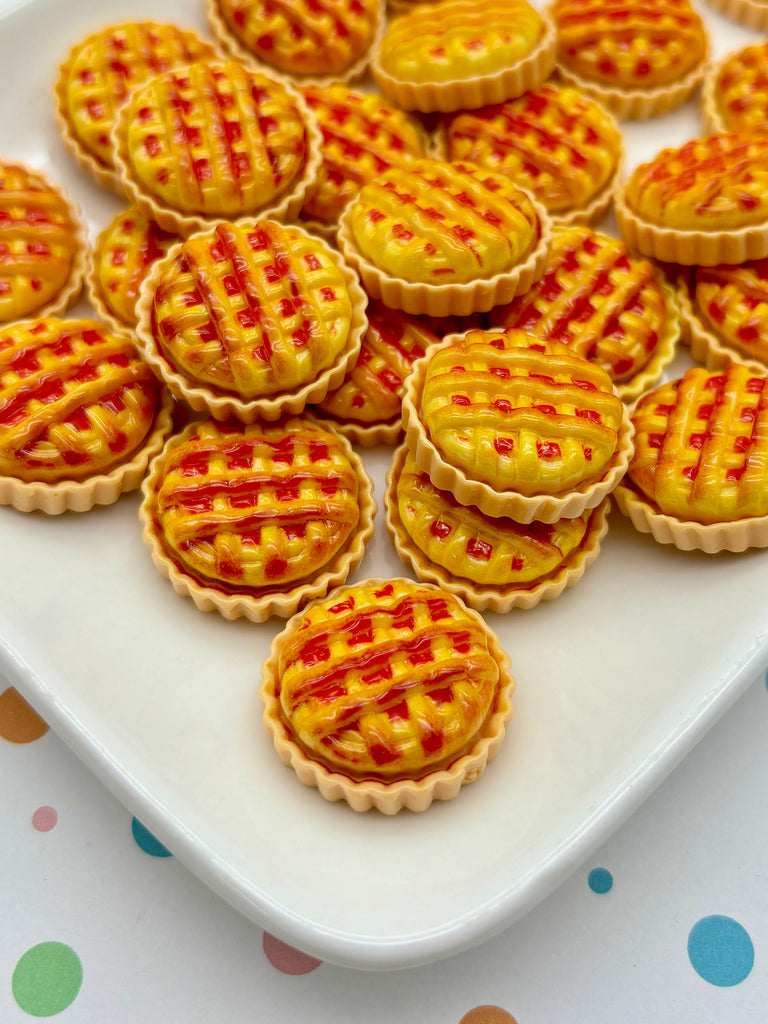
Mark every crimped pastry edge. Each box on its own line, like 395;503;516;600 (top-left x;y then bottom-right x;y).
700;56;727;134
676;267;768;374
308;411;404;447
258;576;515;813
385;441;611;611
336;190;552;317
0;160;90;325
616;276;682;402
614;182;768;267
369;8;557;113
701;0;768;32
401;331;635;524
204;0;387;89
133;219;368;423
0;383;175;515
110;63;324;237
614;482;768;554
138;415;378;622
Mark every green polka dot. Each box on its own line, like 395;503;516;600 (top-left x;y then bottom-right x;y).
12;942;82;1017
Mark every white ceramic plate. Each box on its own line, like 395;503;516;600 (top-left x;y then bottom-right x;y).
2;0;767;972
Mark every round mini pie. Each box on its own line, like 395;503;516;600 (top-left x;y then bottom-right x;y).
614;132;768;266
702;41;768;134
205;0;384;85
299;84;426;234
0;161;88;326
614;364;768;552
385;443;611;612
370;0;557;113
442;84;622;224
140;415;376;621
0;317;173;514
550;0;709;119
112;59;321;236
259;576;515;813
700;0;768;31
336;158;551;317
135;218;366;423
86;205;178;335
401;327;633;522
314;301;458;445
677;261;768;373
55;21;217;192
488;225;680;401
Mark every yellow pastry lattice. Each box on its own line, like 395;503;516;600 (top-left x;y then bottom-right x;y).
715;42;768;131
695;260;768;366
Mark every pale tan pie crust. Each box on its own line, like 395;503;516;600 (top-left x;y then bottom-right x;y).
204;0;387;89
613;181;768;267
384;442;611;611
616;277;682;402
336;193;552;317
134;221;368;423
258;576;515;813
676;268;768;374
701;0;768;31
309;410;405;447
110;73;323;237
700;57;727;134
370;9;557;113
614;481;768;553
0;388;174;516
401;333;635;523
138;417;377;622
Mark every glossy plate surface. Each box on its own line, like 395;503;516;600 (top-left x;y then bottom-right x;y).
2;0;767;971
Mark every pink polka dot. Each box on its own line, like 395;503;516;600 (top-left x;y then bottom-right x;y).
262;932;322;975
32;806;58;832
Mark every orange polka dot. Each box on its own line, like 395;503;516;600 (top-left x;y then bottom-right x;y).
459;1007;519;1024
0;688;49;743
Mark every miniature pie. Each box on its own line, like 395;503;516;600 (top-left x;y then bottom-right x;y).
551;0;708;119
701;41;768;133
135;218;366;423
206;0;383;84
259;576;515;812
385;443;611;612
615;364;768;552
112;59;321;235
488;225;680;400
140;415;376;621
371;0;557;112
615;132;768;266
700;0;768;32
0;161;88;325
443;84;622;224
55;21;217;191
401;326;632;523
336;158;550;316
0;317;173;514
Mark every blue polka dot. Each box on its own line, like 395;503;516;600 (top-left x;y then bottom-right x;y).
588;867;613;894
687;915;754;986
131;817;172;858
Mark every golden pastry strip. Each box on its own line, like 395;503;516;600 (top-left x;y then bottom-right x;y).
715;42;768;132
156;419;360;588
629;364;768;522
152;220;352;398
277;579;500;779
124;61;307;217
446;85;620;214
695;261;768;365
0;318;158;482
553;0;707;89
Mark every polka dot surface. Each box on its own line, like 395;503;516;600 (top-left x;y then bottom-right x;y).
131;817;172;857
687;915;754;987
459;1007;518;1024
12;942;82;1017
588;867;613;894
262;932;323;975
0;687;49;743
32;806;58;832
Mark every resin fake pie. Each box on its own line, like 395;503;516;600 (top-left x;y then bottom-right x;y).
112;59;320;235
402;326;632;522
700;0;768;32
336;158;550;317
371;0;557;112
55;21;217;191
0;317;173;514
488;225;680;400
135;218;366;423
385;443;610;612
140;415;375;621
259;576;515;812
0;161;87;325
615;364;768;551
443;84;622;223
551;0;708;119
206;0;383;83
702;41;768;134
615;132;768;266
